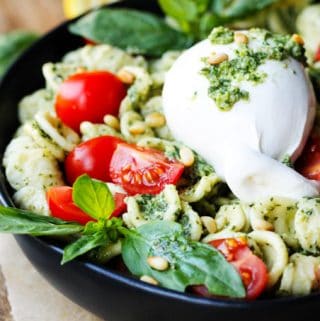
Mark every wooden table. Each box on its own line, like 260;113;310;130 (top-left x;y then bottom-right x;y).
0;0;64;33
0;1;103;320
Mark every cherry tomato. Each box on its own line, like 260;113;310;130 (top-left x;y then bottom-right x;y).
296;133;320;180
47;186;127;224
65;136;124;185
192;238;268;300
55;71;126;132
315;46;320;62
110;143;184;195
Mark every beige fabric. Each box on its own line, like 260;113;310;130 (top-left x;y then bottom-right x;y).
0;234;103;321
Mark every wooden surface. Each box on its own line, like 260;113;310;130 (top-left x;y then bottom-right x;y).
0;0;64;33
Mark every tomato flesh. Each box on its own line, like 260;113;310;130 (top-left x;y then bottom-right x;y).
109;143;184;195
315;46;320;62
296;133;320;180
55;71;126;132
65;136;124;185
192;238;268;300
47;186;127;224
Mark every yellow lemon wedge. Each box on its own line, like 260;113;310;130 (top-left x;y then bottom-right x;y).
63;0;120;19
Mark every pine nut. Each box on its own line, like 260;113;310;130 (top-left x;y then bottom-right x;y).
117;69;135;85
145;112;166;128
234;32;248;44
147;256;169;271
140;275;159;285
129;122;146;135
207;53;228;65
103;114;120;130
179;147;195;167
292;34;304;45
201;216;217;234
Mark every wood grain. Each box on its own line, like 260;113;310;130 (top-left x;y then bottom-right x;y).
0;0;64;33
0;266;13;321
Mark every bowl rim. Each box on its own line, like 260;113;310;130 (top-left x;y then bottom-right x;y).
0;0;319;311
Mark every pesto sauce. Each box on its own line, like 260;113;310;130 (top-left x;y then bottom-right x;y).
202;27;306;111
209;26;234;44
136;193;168;221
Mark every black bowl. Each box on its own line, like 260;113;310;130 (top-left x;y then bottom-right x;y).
0;2;319;321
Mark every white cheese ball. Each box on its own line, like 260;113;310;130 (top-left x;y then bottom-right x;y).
163;34;319;202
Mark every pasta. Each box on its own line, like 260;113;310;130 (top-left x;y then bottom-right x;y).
4;41;320;297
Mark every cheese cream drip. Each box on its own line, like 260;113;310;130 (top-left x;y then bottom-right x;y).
163;27;320;203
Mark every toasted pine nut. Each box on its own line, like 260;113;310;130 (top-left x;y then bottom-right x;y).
103;114;120;130
201;216;217;234
76;66;87;73
207;53;228;65
179;147;195;167
129;122;146;135
140;275;159;285
292;34;304;45
145;112;166;128
234;32;249;44
117;69;135;85
147;256;169;271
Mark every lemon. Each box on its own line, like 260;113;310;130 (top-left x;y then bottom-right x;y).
63;0;120;19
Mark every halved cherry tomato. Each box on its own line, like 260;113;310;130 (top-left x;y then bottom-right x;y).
296;133;320;180
110;143;184;195
65;136;124;185
47;186;127;224
315;46;320;62
55;71;126;132
192;238;268;300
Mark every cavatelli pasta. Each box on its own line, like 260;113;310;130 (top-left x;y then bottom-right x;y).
63;44;147;73
215;203;250;233
295;198;320;254
179;201;203;241
21;111;80;161
123;184;181;228
18;89;54;124
80;121;123;141
13;186;50;215
249;230;289;288
3;135;64;191
279;253;320;295
149;51;182;87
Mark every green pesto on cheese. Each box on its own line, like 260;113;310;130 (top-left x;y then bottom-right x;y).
202;27;306;111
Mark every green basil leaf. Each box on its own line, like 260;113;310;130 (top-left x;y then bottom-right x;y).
69;8;193;57
210;0;279;20
73;174;115;220
0;31;38;76
122;221;245;298
158;0;199;22
62;231;107;264
0;206;83;236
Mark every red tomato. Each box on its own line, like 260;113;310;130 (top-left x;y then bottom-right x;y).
315;46;320;62
109;143;184;195
55;71;126;132
84;38;97;45
47;186;127;224
65;136;124;185
192;238;268;300
296;134;320;180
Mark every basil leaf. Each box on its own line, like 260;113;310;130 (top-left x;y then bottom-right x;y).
0;31;38;76
73;174;115;220
158;0;199;22
0;206;83;236
69;8;193;57
122;221;245;298
210;0;279;20
62;231;107;264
